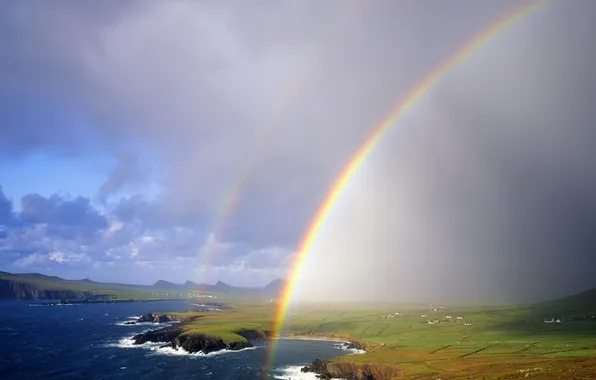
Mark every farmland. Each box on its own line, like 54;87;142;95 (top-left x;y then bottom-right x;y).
156;299;596;379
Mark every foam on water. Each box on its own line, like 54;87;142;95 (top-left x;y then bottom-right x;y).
109;334;259;358
115;315;180;327
149;345;258;357
273;365;344;380
106;335;163;349
333;342;366;355
115;321;162;327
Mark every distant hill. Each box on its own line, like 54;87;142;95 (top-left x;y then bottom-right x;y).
264;278;286;293
0;271;284;300
152;278;285;297
532;286;596;317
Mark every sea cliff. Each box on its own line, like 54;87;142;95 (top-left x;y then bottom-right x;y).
300;341;402;380
302;357;403;380
0;279;93;300
130;313;270;355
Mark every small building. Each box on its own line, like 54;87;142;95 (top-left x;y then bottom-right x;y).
456;316;464;320
421;314;427;318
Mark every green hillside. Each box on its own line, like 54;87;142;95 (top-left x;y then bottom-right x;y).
531;287;596;317
0;271;282;301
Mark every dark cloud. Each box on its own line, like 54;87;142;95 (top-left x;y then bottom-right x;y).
297;0;596;304
98;152;143;203
0;187;285;284
20;194;107;230
0;0;525;249
1;1;596;299
0;186;13;225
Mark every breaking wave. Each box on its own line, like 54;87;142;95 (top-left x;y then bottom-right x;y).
273;365;344;380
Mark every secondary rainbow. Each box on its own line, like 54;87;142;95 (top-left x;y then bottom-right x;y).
195;4;360;276
263;0;548;371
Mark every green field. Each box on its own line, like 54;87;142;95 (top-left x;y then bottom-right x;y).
160;299;596;379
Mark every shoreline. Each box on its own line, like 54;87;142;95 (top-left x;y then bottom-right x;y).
274;335;347;343
27;298;189;305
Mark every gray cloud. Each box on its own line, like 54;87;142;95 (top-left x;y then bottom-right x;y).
0;0;525;247
1;0;596;301
0;186;14;225
98;152;143;203
296;0;596;304
20;194;107;230
0;190;288;285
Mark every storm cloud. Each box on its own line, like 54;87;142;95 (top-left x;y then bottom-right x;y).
1;0;596;302
296;0;596;304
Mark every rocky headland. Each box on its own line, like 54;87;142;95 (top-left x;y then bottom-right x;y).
300;341;402;380
129;313;270;355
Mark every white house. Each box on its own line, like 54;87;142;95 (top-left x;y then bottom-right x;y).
544;318;554;324
421;314;427;318
456;316;464;320
446;316;452;319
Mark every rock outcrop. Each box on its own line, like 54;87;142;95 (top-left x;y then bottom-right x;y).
131;323;269;355
302;358;403;380
132;325;183;345
343;341;364;350
136;313;188;323
0;279;93;300
168;333;252;354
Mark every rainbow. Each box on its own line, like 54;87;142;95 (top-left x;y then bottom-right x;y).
263;0;548;373
195;4;360;277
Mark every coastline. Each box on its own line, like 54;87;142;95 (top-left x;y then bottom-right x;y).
26;298;189;306
117;312;391;378
274;335;347;343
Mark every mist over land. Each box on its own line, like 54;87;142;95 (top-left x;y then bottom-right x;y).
0;1;596;305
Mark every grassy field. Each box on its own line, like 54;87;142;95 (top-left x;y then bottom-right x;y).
161;300;596;379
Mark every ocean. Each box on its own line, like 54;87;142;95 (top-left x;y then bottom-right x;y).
0;300;356;380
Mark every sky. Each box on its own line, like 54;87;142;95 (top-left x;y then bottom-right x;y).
1;0;596;303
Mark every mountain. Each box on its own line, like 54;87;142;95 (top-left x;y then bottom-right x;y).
153;280;182;289
0;270;284;300
152;278;282;297
213;280;235;292
264;278;285;293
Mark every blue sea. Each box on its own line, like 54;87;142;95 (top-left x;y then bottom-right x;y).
0;300;355;380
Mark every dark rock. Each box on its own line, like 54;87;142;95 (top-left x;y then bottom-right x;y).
302;359;333;379
132;325;183;345
137;313;155;323
174;333;252;354
125;321;136;325
132;325;255;355
343;341;363;350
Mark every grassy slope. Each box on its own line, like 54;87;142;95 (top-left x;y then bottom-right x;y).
169;300;596;379
0;272;215;300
